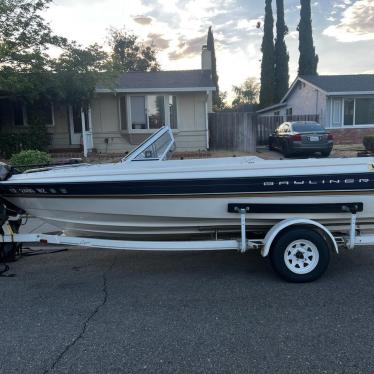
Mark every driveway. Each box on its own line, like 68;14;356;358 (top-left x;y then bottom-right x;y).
1;234;374;373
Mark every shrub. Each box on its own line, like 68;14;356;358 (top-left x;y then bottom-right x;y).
363;136;374;152
0;122;50;159
10;150;52;171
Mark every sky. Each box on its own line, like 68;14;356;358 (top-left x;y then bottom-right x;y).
44;0;374;100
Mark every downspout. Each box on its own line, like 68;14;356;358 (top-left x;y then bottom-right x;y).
205;90;209;150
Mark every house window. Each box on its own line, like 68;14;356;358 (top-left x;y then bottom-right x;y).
332;99;342;127
130;96;147;129
274;110;280;116
148;95;165;129
336;98;374;127
127;95;177;131
355;98;374;125
169;95;178;129
343;99;354;126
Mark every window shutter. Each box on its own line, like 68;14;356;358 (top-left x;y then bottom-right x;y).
120;96;127;130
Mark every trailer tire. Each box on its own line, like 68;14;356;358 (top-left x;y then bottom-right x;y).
270;228;330;283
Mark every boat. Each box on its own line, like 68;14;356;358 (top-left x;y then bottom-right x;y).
0;126;374;240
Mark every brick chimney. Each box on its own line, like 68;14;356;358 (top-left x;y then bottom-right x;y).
201;45;212;70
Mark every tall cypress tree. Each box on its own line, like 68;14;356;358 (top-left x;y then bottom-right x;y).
274;0;289;102
207;26;219;107
298;0;318;75
259;0;275;108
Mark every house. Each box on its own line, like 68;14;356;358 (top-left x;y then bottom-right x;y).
0;46;215;155
257;74;374;144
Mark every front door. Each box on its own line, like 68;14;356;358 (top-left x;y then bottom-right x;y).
68;105;82;145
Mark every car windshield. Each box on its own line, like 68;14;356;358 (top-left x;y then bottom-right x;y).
292;122;324;132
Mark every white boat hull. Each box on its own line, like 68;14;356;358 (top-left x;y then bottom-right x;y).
2;126;374;240
6;192;374;239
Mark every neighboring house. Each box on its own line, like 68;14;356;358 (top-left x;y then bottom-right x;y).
258;74;374;144
0;46;215;154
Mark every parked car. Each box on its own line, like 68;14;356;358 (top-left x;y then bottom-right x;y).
268;121;333;157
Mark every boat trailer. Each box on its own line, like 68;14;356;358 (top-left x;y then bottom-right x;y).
1;202;372;282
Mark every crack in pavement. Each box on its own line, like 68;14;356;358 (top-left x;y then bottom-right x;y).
43;256;117;374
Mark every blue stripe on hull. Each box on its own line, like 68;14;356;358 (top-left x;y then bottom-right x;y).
0;172;373;197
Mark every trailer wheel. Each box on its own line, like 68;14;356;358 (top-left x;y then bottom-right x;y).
270;228;330;283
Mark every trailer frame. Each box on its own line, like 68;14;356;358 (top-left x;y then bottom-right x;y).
1;202;372;282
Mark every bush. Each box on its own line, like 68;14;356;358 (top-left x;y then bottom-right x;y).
363;136;374;152
0;122;51;159
10;150;52;171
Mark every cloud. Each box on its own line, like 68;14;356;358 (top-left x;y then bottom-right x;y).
146;32;170;49
133;15;153;25
169;35;206;60
236;18;261;31
333;3;347;9
323;0;374;42
286;30;298;39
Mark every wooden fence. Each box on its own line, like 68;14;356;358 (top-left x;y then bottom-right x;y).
209;113;320;150
256;114;319;145
208;112;257;152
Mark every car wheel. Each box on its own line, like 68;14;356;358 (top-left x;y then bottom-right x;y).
270;228;330;283
321;150;331;157
281;143;291;157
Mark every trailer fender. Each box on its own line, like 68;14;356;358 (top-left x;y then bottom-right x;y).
261;218;338;257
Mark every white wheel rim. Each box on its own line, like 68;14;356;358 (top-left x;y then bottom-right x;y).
284;239;319;275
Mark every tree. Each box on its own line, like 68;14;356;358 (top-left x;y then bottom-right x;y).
213;91;227;111
51;43;110;105
274;0;289;102
108;28;160;72
206;26;219;108
232;78;260;106
259;0;275;108
0;0;66;70
298;0;318;75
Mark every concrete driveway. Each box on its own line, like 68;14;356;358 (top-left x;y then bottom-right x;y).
2;235;374;373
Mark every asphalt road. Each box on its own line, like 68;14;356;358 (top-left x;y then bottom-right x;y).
1;246;374;374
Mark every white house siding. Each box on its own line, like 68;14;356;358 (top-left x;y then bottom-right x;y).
285;83;327;126
47;104;71;148
90;92;208;154
174;92;207;151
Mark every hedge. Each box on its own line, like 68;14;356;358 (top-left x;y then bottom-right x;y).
0;123;51;158
363;136;374;153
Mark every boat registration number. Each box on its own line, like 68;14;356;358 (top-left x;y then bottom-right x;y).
309;136;319;142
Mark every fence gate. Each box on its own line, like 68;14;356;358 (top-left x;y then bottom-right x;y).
208;112;256;152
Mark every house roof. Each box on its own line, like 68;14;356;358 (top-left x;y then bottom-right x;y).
300;74;374;94
96;69;215;93
257;102;287;114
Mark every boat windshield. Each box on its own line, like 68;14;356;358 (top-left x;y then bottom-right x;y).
122;127;176;162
